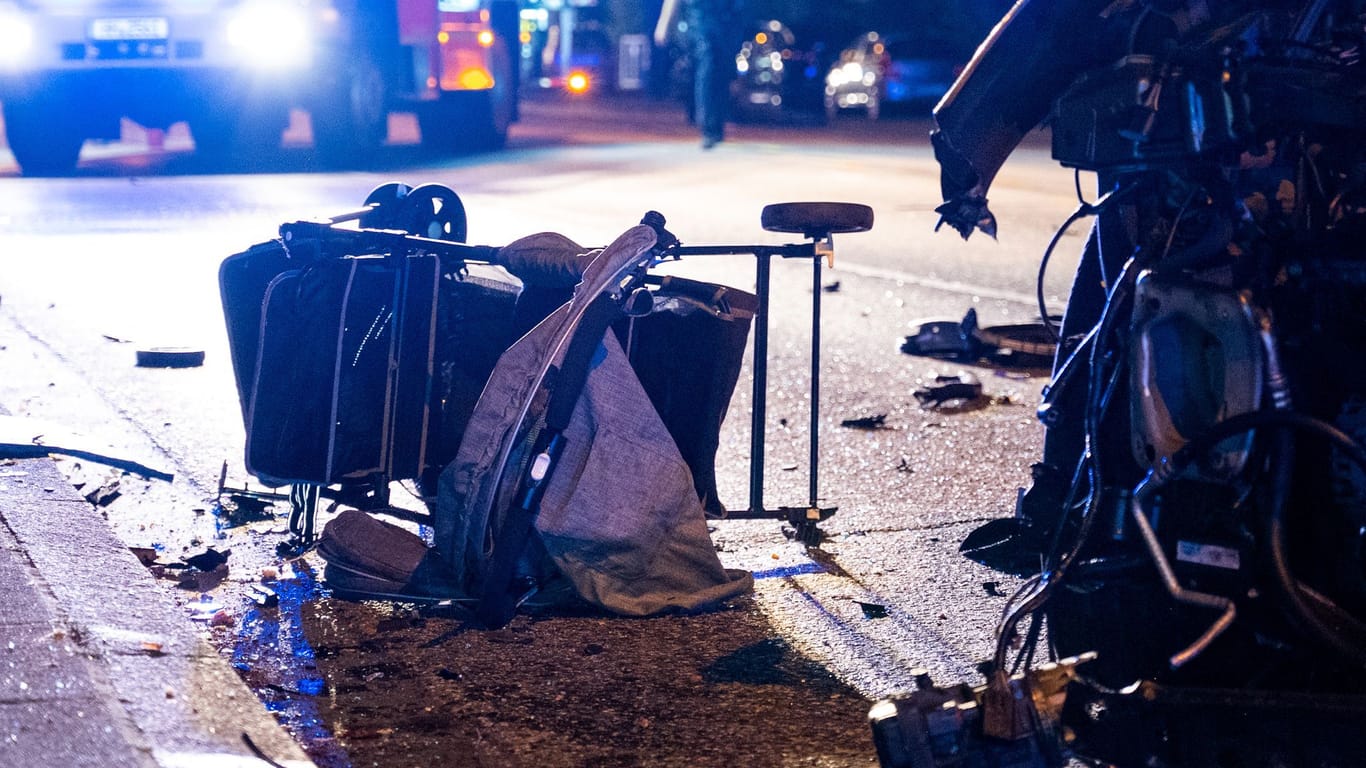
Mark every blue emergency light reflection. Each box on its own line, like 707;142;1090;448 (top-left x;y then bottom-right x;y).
752;561;828;579
230;567;333;744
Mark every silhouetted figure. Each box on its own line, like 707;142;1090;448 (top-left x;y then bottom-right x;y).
656;0;743;148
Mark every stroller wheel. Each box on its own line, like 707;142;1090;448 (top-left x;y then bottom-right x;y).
397;184;468;243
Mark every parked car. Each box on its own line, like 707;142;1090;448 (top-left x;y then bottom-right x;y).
731;20;828;121
823;32;962;120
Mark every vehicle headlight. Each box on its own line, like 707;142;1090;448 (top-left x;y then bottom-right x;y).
226;4;313;69
826;63;862;88
0;11;34;66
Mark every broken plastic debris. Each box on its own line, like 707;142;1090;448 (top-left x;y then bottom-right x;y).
901;308;1056;369
189;596;225;621
913;371;985;408
129;547;160;567
840;414;888;430
83;478;122;507
248;584;279;607
859;601;888;619
182;547;230;572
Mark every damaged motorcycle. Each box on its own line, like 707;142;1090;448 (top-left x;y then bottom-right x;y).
871;0;1366;765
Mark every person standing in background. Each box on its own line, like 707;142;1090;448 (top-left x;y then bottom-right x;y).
656;0;744;148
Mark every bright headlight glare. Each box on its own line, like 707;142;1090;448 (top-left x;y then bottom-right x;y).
0;12;34;63
227;4;312;68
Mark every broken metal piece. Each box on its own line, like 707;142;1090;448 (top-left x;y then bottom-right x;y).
914;371;985;408
859;601;888;619
182;547;230;572
248;584;280;608
902;308;1057;369
901;312;978;360
840;414;888;430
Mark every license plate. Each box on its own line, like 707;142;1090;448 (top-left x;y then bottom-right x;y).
89;17;169;41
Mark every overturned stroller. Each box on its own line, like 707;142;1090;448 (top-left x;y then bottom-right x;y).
220;183;872;628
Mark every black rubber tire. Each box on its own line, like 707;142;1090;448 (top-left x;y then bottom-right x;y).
357;181;413;230
394;184;467;242
136;347;206;368
761;202;874;236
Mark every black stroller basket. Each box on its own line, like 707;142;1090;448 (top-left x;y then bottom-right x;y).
219;186;518;547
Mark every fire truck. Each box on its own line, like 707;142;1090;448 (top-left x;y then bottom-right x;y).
0;0;520;174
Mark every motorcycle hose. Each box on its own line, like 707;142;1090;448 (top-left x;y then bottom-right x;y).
993;253;1146;673
1035;179;1139;343
1268;431;1366;671
1036;204;1092;343
1169;410;1366;669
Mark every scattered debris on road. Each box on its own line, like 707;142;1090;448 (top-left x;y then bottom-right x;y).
901;308;1055;370
135;346;206;368
858;601;888;620
248;584;280;607
913;371;984;409
840;413;888;430
183;547;230;572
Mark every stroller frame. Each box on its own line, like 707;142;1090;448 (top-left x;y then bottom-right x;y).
222;187;873;553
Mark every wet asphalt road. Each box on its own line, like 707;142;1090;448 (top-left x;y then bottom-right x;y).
0;94;1084;765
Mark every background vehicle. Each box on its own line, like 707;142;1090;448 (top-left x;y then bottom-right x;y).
519;0;607;95
823;32;961;120
0;0;520;175
730;19;828;121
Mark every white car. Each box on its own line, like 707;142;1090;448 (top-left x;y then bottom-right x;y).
824;32;961;121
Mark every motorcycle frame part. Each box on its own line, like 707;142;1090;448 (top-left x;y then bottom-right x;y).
1139;408;1366;670
1005;183;1215;662
1041;248;1267;671
932;0;1120;216
1128;480;1239;668
868;654;1093;767
1062;680;1366;768
992;248;1151;675
1128;272;1264;481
